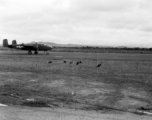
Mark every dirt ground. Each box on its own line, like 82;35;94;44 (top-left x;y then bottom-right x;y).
0;51;152;119
0;106;151;120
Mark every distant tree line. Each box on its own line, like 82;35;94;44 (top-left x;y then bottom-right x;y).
81;46;152;51
54;46;152;51
51;46;152;54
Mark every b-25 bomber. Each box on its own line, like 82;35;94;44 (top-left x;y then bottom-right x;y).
3;39;53;55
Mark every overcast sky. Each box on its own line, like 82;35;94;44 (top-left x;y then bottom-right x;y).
0;0;152;47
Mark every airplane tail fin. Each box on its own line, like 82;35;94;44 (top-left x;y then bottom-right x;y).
12;40;17;45
3;39;8;47
12;40;17;48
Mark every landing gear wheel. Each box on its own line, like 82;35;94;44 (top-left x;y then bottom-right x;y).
46;52;49;55
34;51;38;54
28;51;32;55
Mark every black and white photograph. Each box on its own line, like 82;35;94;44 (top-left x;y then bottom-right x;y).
0;0;152;119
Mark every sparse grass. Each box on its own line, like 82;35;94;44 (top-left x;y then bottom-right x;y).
0;51;152;113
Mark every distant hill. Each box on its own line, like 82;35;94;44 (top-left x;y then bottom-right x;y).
29;41;84;47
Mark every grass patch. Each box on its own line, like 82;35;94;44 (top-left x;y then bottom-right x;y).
0;51;152;113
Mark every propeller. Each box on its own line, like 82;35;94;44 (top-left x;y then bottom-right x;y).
35;42;39;50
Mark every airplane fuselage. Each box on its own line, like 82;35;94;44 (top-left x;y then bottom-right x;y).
15;44;52;51
3;39;53;55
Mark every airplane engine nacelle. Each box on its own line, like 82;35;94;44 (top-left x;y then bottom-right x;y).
3;39;8;47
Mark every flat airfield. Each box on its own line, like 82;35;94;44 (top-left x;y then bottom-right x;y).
0;51;152;120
